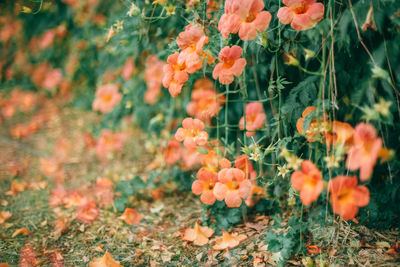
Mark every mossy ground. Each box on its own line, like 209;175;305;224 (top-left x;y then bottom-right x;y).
0;104;398;266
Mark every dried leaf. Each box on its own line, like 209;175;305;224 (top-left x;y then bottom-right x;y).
12;228;30;237
0;211;12;224
19;244;39;267
213;230;247;250
120;208;142;225
89;251;122;267
76;201;99;224
376;241;391;249
182;222;214;246
28;181;48;190
50;250;64;267
5;180;27;196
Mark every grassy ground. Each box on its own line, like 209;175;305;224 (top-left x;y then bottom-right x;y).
0;103;399;266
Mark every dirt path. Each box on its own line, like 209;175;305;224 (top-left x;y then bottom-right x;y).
0;105;398;266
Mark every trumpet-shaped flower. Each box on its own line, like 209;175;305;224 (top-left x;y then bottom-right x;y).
346;123;382;181
175;118;209;149
239;102;266;137
162;52;189;97
192;170;219;205
165;139;182;165
290;160;323;206
187;78;225;123
325;121;354;149
277;0;325;31
176;25;209;74
218;0;272;40
42;69;62;91
95;130;126;161
92;84;122;114
234;154;257;180
144;55;165;104
328;175;370;220
200;150;231;173
214;168;252;208
121;57;135;81
213;45;246;85
181;147;203;170
296;106;330;142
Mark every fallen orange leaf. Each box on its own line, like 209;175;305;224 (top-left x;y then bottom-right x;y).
19;244;39;266
0;263;8;267
12;228;30;238
76;201;99;224
120;208;142;225
5;180;27;196
89;251;122;267
213;230;246;250
0;211;12;224
28;181;48;190
182;222;214;246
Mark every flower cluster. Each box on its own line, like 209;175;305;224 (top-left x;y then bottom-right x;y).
186;78;225;123
163;25;214;97
290;107;391;220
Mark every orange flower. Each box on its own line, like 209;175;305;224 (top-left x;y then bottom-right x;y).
176;25;209;74
183;222;214;246
89;251;122;267
290;160;323;206
76;201;99;224
192;170;219;205
120;208;142;225
234;154;257;180
325;121;354;149
121;57;135;81
218;0;272;40
5;180;27;196
175;118;209;149
213;230;247;250
244;180;265;207
239;102;266;137
296;106;329;142
162;52;189;97
92;84;122;114
0;211;12;224
328;175;370;220
42;69;62;91
214;168;252;208
95;130;126;161
277;0;325;31
213;45;247;85
346;123;382;181
164;139;182;166
144;55;166;104
187;78;225;123
39;29;56;50
64;190;89;208
49;184;67;207
180;147;203;171
94;178;114;208
200;150;231;173
40;157;63;178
